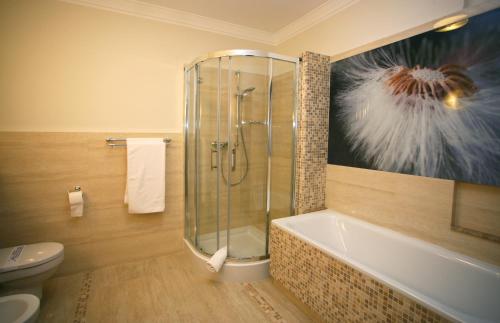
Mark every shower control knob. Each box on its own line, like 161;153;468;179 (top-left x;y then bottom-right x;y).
210;141;228;150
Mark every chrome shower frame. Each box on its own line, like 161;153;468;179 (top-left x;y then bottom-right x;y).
184;49;299;262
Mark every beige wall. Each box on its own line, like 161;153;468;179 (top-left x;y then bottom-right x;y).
0;0;273;133
276;0;492;57
326;165;500;267
0;132;184;276
0;0;276;275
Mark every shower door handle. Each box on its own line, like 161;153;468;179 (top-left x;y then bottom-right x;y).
210;141;228;170
231;148;236;171
211;149;217;170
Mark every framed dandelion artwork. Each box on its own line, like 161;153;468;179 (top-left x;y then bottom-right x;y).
328;8;500;186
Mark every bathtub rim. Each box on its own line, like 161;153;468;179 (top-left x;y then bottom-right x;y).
271;209;500;323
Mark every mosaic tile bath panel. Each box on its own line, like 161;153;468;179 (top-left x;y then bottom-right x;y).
295;52;331;215
269;225;451;323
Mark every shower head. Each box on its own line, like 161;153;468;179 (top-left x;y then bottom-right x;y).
238;87;255;97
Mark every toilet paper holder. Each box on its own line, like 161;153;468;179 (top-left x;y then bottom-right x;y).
68;185;84;218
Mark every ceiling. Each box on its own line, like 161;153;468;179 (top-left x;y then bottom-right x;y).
60;0;359;45
140;0;329;32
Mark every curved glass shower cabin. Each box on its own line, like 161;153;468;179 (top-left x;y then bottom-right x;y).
184;50;298;264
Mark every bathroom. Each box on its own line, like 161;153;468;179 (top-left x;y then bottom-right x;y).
0;0;499;322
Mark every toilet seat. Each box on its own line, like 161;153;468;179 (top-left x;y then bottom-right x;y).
0;294;39;323
0;243;64;274
0;242;64;300
0;254;64;284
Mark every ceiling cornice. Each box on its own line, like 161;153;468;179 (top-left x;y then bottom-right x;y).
59;0;359;46
60;0;275;44
272;0;360;44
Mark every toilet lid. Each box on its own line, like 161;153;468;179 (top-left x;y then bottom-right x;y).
0;242;64;273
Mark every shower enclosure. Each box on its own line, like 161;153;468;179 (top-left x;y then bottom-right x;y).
184;50;298;279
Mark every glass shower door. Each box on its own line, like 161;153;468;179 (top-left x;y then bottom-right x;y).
195;58;224;255
185;52;298;262
226;56;270;260
185;66;196;246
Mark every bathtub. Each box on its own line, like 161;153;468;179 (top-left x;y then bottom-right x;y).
270;209;500;323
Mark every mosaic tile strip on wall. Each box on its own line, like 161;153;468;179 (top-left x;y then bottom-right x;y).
269;225;451;323
295;52;331;214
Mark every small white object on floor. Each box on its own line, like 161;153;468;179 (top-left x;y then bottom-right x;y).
206;246;227;272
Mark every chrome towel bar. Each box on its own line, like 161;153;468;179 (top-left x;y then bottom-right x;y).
105;137;172;147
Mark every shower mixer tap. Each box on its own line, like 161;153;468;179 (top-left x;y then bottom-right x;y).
210;141;228;170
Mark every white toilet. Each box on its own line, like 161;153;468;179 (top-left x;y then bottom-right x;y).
0;294;39;323
0;243;64;299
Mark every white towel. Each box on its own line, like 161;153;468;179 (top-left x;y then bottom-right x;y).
206;247;227;272
124;138;166;214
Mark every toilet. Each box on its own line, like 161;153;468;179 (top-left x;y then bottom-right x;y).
0;243;64;299
0;294;39;323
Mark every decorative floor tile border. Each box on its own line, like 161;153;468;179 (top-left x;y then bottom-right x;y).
73;272;93;323
243;283;286;323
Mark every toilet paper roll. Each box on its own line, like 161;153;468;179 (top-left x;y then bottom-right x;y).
68;191;84;217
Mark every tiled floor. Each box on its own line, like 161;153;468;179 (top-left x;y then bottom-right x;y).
38;250;318;323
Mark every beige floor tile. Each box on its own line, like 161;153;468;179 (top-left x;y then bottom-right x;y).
38;250;317;323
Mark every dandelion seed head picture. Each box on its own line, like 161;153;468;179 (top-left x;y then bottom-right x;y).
328;8;500;186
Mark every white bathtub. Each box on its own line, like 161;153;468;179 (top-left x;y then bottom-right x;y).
272;209;500;323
